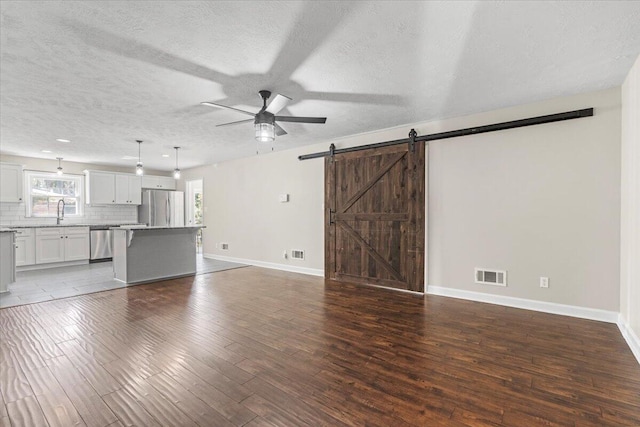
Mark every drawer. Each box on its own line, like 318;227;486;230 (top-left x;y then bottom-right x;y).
36;227;62;236
13;228;34;237
64;227;89;235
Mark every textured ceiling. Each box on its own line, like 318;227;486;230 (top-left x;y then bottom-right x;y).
1;1;639;171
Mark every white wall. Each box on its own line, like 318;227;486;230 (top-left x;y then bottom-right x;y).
0;154;167;226
428;89;620;311
181;87;621;312
620;54;640;360
179;148;325;273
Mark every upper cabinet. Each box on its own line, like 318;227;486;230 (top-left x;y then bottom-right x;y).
142;175;176;190
86;171;142;205
86;171;116;204
0;163;24;203
115;174;142;205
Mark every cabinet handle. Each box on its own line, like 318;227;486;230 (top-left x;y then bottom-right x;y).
65;236;68;239
60;236;63;239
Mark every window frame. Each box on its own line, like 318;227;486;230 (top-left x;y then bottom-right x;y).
24;170;85;218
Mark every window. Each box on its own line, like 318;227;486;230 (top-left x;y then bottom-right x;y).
25;171;84;217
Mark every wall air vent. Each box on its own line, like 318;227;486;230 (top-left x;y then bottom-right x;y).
221;243;229;250
291;249;305;260
475;268;507;286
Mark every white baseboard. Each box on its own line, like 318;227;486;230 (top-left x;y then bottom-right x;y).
427;285;619;323
203;253;324;277
617;315;640;365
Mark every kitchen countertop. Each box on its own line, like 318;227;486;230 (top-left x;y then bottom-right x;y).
1;223;144;229
111;225;205;230
0;228;17;233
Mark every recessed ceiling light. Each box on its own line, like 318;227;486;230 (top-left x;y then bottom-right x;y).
56;138;70;143
162;154;170;158
41;150;52;153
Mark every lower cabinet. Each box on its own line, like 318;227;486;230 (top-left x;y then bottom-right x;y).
15;228;35;267
35;227;89;265
64;229;91;261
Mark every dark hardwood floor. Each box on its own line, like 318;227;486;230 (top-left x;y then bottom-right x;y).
0;267;638;426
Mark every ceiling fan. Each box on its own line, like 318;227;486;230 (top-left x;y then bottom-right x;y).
201;90;327;142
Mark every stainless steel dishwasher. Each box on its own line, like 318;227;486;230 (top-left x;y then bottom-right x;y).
90;226;113;262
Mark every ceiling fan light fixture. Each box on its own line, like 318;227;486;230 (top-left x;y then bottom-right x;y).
204;90;325;143
255;122;275;143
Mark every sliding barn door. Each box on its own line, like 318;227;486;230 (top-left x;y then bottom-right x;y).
325;143;425;292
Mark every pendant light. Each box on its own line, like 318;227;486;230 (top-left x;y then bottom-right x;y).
135;140;144;176
173;146;181;180
56;157;63;176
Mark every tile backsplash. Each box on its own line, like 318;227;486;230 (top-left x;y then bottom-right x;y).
0;202;138;226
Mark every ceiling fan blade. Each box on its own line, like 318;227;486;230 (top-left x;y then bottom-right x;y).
201;102;256;117
275;116;327;124
275;123;288;136
265;94;292;115
216;118;254;127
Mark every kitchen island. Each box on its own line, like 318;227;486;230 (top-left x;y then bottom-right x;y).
112;225;204;284
0;229;17;292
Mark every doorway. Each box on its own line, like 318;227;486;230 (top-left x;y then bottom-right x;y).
186;179;204;253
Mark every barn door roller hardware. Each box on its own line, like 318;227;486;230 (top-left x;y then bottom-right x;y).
298;108;593;161
408;128;417;152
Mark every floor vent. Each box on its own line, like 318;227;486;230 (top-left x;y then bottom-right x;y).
475;268;507;286
291;249;305;260
221;243;229;250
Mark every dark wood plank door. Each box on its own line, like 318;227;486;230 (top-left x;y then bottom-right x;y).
325;142;425;292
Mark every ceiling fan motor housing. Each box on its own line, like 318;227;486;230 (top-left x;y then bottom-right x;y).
255;110;275;125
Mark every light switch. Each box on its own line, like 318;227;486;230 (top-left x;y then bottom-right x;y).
279;194;289;203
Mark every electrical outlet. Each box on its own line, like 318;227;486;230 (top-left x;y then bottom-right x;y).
540;277;549;288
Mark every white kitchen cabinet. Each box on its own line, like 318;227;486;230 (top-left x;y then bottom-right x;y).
86;171;116;204
36;228;65;264
63;227;90;261
128;176;142;204
142;175;176;190
86;171;141;205
35;227;89;264
115;174;142;205
14;228;35;266
0;163;24;203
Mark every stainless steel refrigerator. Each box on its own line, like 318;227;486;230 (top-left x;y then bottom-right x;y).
138;190;185;227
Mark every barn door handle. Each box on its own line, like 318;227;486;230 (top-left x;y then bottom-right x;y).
329;209;336;225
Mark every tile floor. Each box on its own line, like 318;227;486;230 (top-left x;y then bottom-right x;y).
0;255;246;309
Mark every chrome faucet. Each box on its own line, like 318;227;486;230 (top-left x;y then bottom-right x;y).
56;199;65;225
